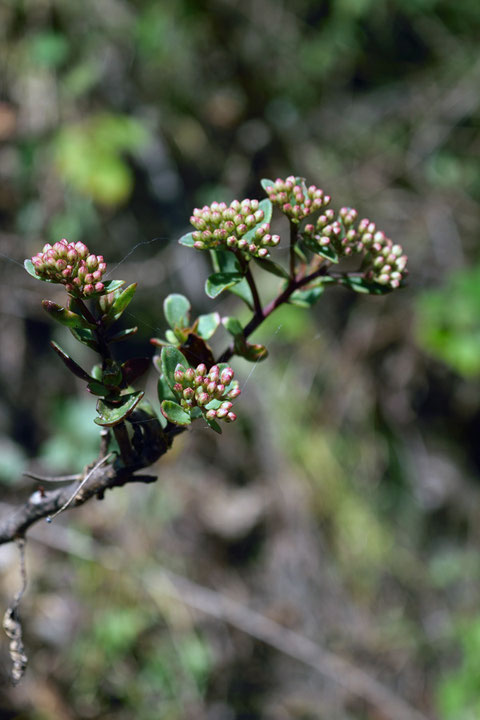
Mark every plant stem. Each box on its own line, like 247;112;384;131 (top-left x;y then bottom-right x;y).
218;263;330;363
113;422;135;465
245;265;263;318
289;221;298;278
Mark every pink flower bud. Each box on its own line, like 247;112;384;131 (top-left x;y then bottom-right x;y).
196;363;207;376
86;254;98;270
94;282;104;293
197;392;210;406
220;368;234;385
83;284;94;295
225;412;237;423
75;242;89;258
185;368;195;383
173;383;183;393
174;366;185;383
205;409;217;420
183;387;194;400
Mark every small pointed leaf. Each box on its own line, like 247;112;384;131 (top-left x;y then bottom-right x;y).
105;283;137;323
161;400;191;425
42;300;95;329
108;326;138;343
50;341;92;381
69;327;100;351
206;417;222;434
102;280;125;293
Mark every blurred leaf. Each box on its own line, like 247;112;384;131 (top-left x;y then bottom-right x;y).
289;284;325;307
157;374;175;404
261;178;275;192
195;312;221;339
55;114;150;207
416;264;480;377
222;316;243;337
253;256;290;279
69;326;100;352
29;32;68;69
164;293;191;330
178;231;196;247
160;400;191;425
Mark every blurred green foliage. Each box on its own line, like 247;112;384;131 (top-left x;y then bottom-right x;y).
436;617;480;720
416;265;480;377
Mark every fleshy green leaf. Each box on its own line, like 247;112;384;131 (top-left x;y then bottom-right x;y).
222;316;243;337
105;283;137;323
229;277;254;308
340;276;392;295
42;300;95;329
161;345;190;389
165;329;179;345
164;293;191;330
205;272;244;299
102;280;126;293
205;416;222;434
259;197;273;225
253;257;290;279
87;380;113;396
157;374;176;403
178;231;196;247
195;312;221;340
24;259;53;281
95;391;144;426
302;235;339;263
210;249;242;274
69;326;100;351
261;178;275;193
242;199;273;244
160;400;191;425
289;285;325;307
50;341;92;381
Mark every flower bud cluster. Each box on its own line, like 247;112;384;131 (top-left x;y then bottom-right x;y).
304;208;408;289
173;363;240;423
264;176;331;223
190;200;280;259
30;239;107;297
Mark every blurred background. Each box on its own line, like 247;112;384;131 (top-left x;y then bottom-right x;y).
1;0;480;718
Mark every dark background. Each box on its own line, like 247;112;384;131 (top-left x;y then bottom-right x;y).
1;1;480;718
